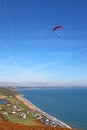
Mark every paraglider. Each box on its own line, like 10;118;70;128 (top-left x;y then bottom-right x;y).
52;25;64;38
52;25;64;31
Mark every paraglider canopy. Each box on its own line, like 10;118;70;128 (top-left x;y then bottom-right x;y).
52;25;64;31
52;25;64;38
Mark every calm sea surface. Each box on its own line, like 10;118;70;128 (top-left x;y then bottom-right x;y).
19;88;87;130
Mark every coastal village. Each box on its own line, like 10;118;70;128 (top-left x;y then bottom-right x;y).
0;87;73;130
0;99;59;127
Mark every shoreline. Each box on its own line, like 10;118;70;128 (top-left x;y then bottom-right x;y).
15;94;72;129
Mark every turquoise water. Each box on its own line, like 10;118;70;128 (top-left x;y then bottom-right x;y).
19;88;87;130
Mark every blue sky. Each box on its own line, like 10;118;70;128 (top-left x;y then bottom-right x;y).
0;0;87;86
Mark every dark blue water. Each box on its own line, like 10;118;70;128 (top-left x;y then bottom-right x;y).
0;99;6;104
19;88;87;130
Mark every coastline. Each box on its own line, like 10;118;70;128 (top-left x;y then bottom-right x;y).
15;94;72;129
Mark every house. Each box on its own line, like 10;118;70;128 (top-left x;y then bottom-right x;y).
29;110;35;116
3;112;8;116
9;110;16;114
41;117;50;125
34;113;42;119
45;118;50;125
6;103;12;107
18;112;27;119
13;105;17;109
50;121;57;127
17;108;22;112
0;107;2;110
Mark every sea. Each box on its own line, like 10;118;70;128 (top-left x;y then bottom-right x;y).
19;88;87;130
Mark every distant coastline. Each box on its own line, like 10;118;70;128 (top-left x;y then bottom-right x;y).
14;86;87;91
